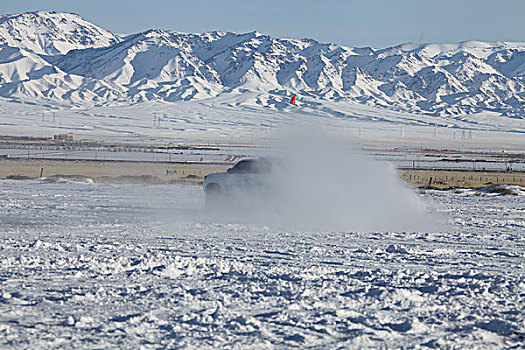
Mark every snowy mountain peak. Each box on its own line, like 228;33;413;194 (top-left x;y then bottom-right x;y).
0;11;121;55
0;11;524;119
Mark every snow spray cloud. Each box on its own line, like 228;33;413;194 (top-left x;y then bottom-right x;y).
208;121;436;232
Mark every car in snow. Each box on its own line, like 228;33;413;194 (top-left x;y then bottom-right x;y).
203;158;274;203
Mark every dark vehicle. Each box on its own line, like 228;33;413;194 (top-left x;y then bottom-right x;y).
203;159;274;202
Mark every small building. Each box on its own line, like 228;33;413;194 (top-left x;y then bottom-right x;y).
54;134;73;141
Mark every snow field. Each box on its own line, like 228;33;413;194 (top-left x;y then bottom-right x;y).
0;180;523;348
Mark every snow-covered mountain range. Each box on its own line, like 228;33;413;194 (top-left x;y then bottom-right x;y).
1;11;524;118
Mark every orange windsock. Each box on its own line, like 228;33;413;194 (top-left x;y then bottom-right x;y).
290;94;297;105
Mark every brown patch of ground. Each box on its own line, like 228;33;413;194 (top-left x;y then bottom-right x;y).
2;159;524;189
400;169;525;189
0;159;229;184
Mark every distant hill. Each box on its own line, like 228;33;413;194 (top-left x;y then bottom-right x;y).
0;11;524;119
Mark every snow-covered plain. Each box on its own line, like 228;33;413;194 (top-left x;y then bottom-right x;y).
2;96;524;153
0;179;523;348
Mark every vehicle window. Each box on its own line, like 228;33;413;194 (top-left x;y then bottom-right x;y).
229;160;271;174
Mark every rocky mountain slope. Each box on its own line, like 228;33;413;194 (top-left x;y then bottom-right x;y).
0;11;524;118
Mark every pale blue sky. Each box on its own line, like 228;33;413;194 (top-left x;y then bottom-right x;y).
2;0;524;48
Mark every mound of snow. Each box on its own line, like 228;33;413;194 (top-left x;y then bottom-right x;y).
457;184;525;196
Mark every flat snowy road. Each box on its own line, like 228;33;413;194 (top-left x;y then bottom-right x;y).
0;180;524;348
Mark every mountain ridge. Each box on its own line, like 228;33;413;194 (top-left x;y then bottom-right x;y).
0;11;524;119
